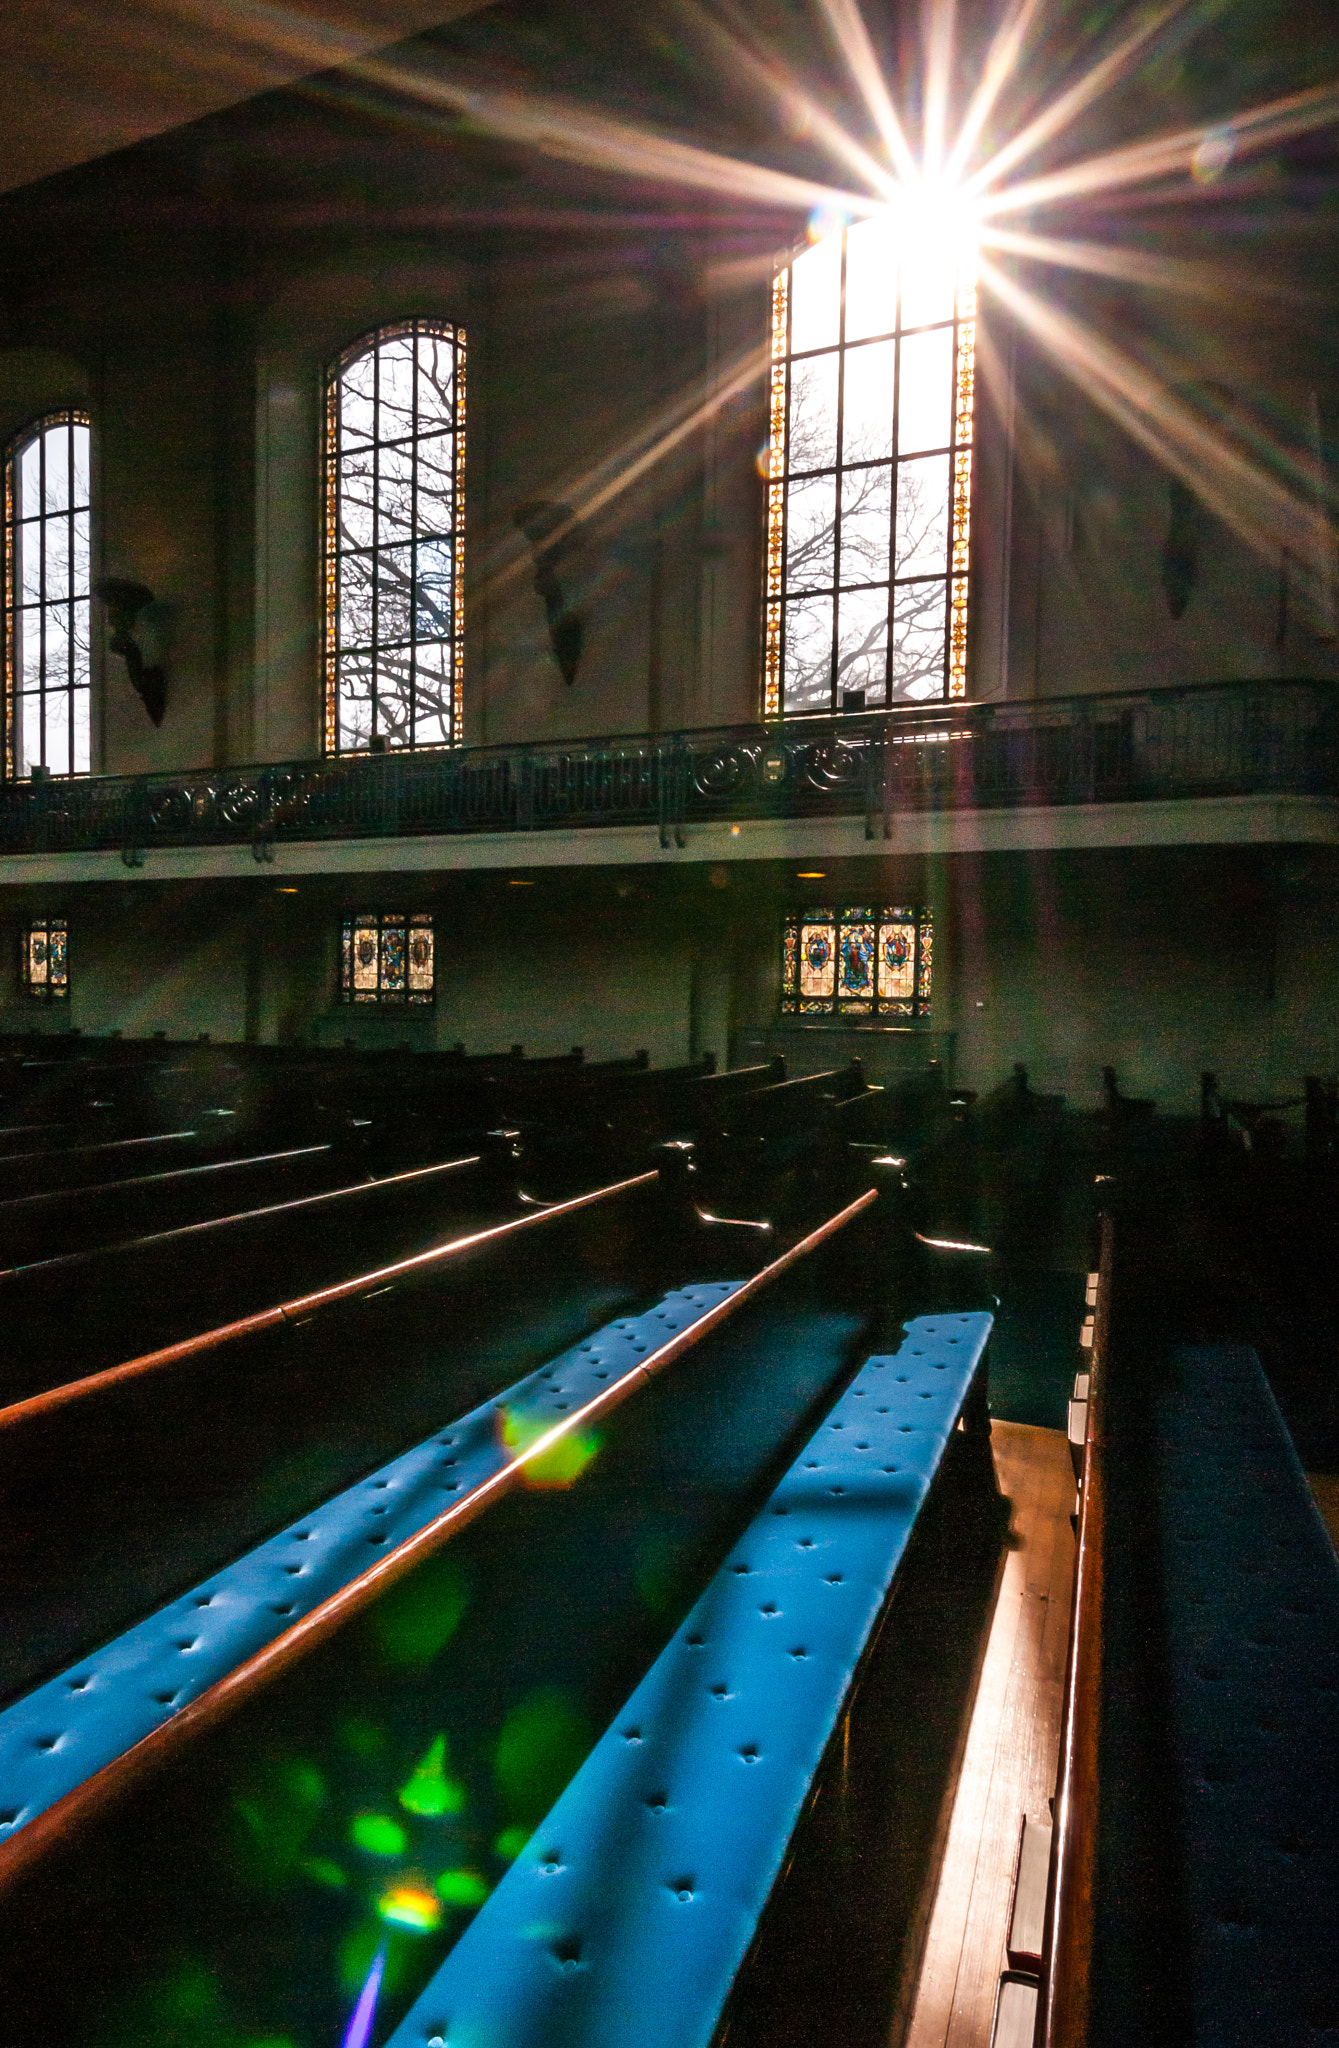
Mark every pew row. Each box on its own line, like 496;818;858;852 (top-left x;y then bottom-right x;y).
0;1190;877;1895
1145;1343;1338;2046
386;1308;994;2048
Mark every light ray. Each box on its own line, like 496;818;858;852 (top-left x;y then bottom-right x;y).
920;0;959;180
963;0;1188;199
980;77;1339;219
680;0;902;203
979;223;1312;308
476;333;770;614
943;0;1046;185
811;0;922;188
360;50;877;221
978;253;1325;582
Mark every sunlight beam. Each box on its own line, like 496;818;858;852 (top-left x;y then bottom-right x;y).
979;223;1312;308
811;0;923;189
963;0;1188;199
920;0;959;180
980;76;1339;219
360;49;879;221
978;252;1325;580
943;0;1046;185
477;334;770;613
681;0;902;203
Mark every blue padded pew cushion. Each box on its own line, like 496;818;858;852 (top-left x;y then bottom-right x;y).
1155;1344;1339;2048
386;1309;993;2048
0;1285;742;1844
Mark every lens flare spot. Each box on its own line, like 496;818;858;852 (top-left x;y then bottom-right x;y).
494;1824;531;1861
370;1553;470;1668
301;1855;349;1890
494;1686;593;1824
399;1732;467;1817
807;204;847;243
436;1866;491;1909
1192;127;1235;184
378;1878;443;1933
338;1715;387;1759
500;1408;600;1489
350;1812;407;1857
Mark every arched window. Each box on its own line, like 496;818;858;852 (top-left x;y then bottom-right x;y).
323;320;466;754
4;411;92;778
763;215;975;716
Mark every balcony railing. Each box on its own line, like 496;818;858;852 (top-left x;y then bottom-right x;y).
0;679;1334;861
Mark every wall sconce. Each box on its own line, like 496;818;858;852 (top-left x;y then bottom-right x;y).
95;578;168;725
513;501;584;686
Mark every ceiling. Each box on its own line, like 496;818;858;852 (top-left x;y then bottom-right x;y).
0;0;496;194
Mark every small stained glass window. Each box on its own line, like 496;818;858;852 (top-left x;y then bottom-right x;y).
781;904;932;1020
340;913;434;1005
21;916;68;1000
324;320;466;755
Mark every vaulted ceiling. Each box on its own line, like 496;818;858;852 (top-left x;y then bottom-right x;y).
0;0;495;194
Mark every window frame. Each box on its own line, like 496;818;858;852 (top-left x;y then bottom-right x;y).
780;903;933;1021
339;911;435;1006
762;223;976;719
322;318;467;756
3;409;94;781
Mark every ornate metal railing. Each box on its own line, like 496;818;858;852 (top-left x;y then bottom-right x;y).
1;678;1334;861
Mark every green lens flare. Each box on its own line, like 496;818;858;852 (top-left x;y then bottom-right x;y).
435;1867;490;1909
371;1553;471;1668
398;1732;467;1817
493;1825;531;1862
494;1686;593;1823
500;1407;601;1488
349;1812;408;1857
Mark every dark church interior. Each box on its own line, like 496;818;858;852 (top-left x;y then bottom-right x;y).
0;1;1335;2042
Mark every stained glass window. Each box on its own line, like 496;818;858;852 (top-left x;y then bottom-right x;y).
4;412;92;778
21;917;68;1000
324;321;465;755
762;211;976;716
780;904;932;1019
340;913;434;1005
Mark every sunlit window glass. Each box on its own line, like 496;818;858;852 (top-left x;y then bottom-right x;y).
20;916;69;1001
781;903;932;1019
324;321;466;754
764;212;976;716
4;413;92;778
340;912;435;1005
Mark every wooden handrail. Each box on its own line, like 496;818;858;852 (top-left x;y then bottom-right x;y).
0;1185;877;1895
0;1126;198;1168
0;1140;331;1216
0;1169;658;1434
1039;1210;1112;2048
0;1151;481;1283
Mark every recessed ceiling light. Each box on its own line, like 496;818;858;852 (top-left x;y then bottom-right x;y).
797;871;826;878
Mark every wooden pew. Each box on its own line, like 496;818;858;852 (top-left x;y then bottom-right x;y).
0;1190;877;1898
381;1306;993;2048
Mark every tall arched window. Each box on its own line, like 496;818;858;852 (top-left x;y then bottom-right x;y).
4;411;92;778
763;214;975;717
323;320;466;754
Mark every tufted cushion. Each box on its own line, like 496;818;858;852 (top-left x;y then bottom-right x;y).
386;1311;993;2048
0;1285;744;1848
